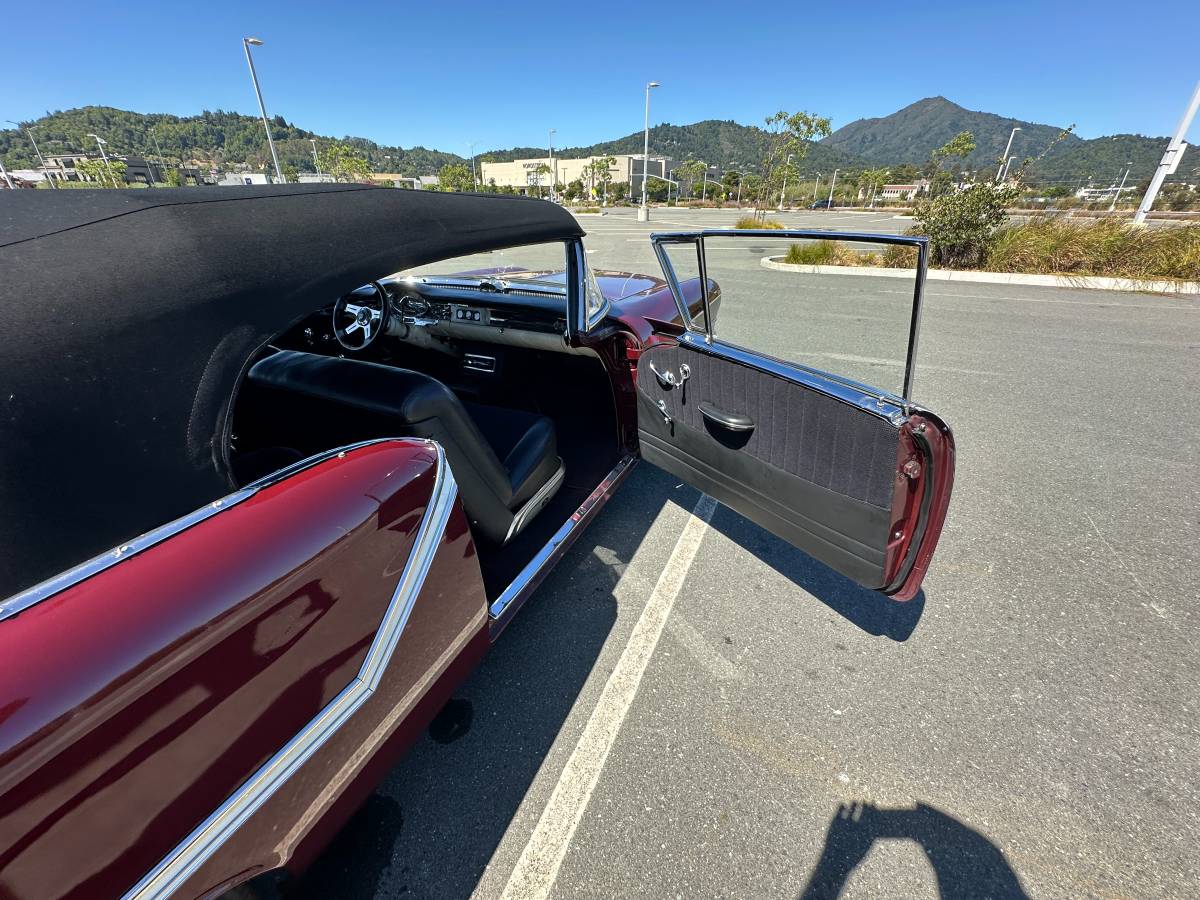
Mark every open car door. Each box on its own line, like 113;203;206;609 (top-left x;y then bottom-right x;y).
638;229;954;600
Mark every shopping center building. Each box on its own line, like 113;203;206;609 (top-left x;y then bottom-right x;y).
479;154;671;195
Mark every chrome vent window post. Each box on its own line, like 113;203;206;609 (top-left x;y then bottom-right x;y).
568;237;610;337
649;229;931;410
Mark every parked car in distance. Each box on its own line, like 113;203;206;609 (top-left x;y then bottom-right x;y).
810;198;835;209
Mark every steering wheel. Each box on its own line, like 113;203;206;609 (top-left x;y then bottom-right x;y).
333;282;387;351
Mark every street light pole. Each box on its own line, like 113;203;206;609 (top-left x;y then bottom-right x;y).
548;129;556;201
813;173;821;201
468;140;478;189
996;127;1021;182
242;37;284;183
827;169;839;208
1135;80;1200;225
87;133;115;184
639;81;660;221
308;139;322;177
1001;155;1017;181
8;121;55;189
0;159;13;190
1109;163;1132;213
778;152;793;210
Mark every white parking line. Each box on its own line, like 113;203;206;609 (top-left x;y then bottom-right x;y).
497;493;719;900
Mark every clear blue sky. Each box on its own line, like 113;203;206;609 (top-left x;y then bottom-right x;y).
3;0;1197;152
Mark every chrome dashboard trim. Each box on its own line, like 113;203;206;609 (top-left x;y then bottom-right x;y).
488;454;636;635
123;444;457;899
0;439;428;623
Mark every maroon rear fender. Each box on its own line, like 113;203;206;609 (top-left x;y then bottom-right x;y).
0;440;488;900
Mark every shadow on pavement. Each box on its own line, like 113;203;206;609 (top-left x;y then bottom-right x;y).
708;505;926;641
799;801;1029;900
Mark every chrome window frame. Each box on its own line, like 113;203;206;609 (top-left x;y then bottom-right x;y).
568;237;611;336
650;229;930;405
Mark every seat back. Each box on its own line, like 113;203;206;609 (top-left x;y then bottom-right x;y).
243;350;518;542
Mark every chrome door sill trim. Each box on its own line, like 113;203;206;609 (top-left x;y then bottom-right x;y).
504;459;566;543
488;454;636;636
0;439;425;623
124;446;457;900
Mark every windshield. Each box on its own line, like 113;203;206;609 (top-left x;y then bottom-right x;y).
396;241;569;291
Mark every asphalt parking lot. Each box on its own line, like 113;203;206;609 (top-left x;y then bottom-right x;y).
296;206;1200;899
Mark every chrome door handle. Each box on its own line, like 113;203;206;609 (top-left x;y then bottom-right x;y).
656;399;672;424
650;361;691;390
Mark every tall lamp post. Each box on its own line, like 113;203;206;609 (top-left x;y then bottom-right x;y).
777;152;793;210
996;127;1021;182
639;81;660;221
1001;155;1017;181
1135;80;1200;225
309;139;322;177
9;121;55;188
242;37;284;183
1109;162;1132;212
548;129;556;200
812;173;822;201
87;133;115;183
467;141;479;189
827;168;839;208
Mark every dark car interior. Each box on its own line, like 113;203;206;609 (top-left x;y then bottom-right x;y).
229;272;624;601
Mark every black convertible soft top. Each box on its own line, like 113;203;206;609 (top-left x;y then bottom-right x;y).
0;184;585;598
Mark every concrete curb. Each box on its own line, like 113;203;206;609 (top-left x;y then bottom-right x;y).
760;256;1200;295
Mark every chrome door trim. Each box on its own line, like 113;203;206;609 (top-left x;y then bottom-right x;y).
488;453;636;635
675;331;907;424
0;439;421;623
650;229;930;406
123;445;457;900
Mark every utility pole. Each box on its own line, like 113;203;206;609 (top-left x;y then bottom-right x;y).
7;121;55;189
151;131;168;182
1134;80;1200;225
309;139;322;176
639;81;660;221
827;169;839;208
468;140;478;189
242;37;284;183
996;127;1021;182
1109;163;1132;213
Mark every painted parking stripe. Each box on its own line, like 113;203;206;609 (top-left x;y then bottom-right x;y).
498;493;719;900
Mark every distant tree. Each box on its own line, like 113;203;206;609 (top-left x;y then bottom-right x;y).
281;163;299;183
163;168;183;187
76;156;126;188
755;110;832;216
319;142;372;182
742;173;764;200
676;159;706;198
437;162;474;192
531;162;552;198
583;155;617;202
858;168;889;206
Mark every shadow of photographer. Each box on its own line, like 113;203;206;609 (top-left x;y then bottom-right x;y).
800;801;1029;899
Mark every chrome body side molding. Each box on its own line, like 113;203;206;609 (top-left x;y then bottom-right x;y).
122;444;458;900
489;454;636;635
0;439;417;623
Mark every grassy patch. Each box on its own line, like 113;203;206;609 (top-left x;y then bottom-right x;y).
571;206;601;214
784;240;862;265
735;216;784;230
987;219;1200;280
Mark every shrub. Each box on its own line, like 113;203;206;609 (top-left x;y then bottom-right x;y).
783;240;861;265
912;182;1018;268
987;219;1200;280
735;216;784;230
571;206;601;214
882;243;919;268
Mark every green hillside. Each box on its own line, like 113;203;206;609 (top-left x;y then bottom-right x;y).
482;119;862;174
0;106;463;175
822;96;1198;185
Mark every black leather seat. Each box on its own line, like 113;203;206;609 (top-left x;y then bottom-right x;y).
244;350;563;543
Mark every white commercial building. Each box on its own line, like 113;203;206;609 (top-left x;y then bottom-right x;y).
480;154;671;195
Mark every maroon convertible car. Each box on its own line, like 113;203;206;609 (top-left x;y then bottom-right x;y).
0;185;954;899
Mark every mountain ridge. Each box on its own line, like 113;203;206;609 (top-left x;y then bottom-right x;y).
1;99;1193;185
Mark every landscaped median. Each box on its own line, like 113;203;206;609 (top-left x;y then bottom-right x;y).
758;220;1200;295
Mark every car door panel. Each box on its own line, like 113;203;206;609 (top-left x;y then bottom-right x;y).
0;439;485;900
638;340;899;588
638;229;955;598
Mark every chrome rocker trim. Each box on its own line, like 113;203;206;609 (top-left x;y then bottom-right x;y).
504;459;566;543
0;439;415;623
489;453;636;635
124;444;457;900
